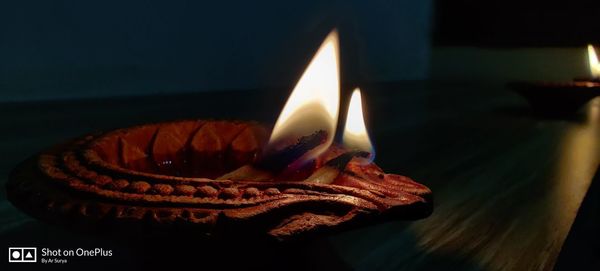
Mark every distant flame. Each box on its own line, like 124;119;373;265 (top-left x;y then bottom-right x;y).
268;30;340;160
342;88;374;160
587;44;600;78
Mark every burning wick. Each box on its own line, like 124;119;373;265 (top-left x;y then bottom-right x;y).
587;44;600;80
257;130;327;172
342;88;375;163
264;30;341;167
224;32;378;184
305;150;369;184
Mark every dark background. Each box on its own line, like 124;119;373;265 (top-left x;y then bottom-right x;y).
0;0;432;101
3;0;600;102
434;0;600;47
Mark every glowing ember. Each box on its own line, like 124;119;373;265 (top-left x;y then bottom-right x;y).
587;44;600;79
268;30;340;161
342;88;375;161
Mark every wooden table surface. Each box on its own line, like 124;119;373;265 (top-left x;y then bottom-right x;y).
1;82;599;271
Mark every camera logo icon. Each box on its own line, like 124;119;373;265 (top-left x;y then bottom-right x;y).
8;247;37;263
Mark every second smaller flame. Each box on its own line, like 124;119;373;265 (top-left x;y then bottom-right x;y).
343;88;374;160
587;44;600;79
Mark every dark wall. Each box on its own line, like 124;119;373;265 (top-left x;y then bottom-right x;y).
434;0;600;47
0;0;433;101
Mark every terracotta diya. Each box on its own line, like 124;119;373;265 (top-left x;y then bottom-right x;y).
7;31;432;241
509;44;600;116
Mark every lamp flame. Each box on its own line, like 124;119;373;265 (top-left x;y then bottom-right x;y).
342;88;374;161
268;30;340;161
587;44;600;78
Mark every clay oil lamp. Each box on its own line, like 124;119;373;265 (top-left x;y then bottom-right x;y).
510;44;600;117
7;30;432;241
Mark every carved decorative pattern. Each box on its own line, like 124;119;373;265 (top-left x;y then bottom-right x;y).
7;120;432;240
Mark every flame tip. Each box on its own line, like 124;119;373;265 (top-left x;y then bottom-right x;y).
268;27;341;162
